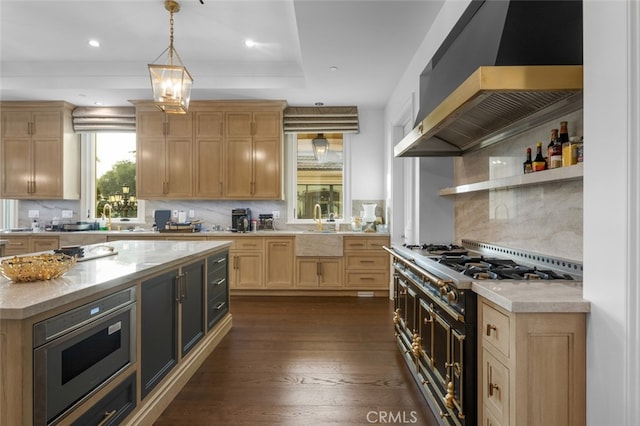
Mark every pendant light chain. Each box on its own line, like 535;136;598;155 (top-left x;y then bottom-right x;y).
168;9;175;65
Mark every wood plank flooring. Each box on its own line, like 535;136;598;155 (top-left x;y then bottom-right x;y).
154;296;439;425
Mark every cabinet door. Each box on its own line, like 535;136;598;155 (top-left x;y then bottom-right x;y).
253;137;281;199
1;111;31;138
32;111;62;138
1;138;31;197
166;138;193;197
229;251;263;289
318;258;343;288
180;260;205;357
141;269;179;399
194;112;223;198
225;137;252;197
137;137;167;197
195;138;223;198
296;258;320;288
32;137;62;197
265;238;294;288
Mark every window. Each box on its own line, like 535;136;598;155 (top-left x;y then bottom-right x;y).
82;132;144;223
287;133;346;222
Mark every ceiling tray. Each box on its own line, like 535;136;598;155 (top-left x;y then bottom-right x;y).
394;65;584;157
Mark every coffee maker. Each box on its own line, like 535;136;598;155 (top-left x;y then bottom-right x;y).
231;208;251;232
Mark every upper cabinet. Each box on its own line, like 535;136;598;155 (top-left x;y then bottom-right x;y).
1;101;80;199
133;100;286;201
394;66;583;158
137;111;194;199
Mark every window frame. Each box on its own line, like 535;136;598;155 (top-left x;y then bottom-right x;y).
80;132;145;225
285;133;352;225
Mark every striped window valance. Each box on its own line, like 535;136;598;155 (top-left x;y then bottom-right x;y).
283;106;359;133
72;107;136;132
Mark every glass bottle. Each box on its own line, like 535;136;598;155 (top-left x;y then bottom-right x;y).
549;128;563;169
523;147;533;174
532;142;546;172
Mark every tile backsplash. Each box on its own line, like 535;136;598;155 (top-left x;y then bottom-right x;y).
453;109;583;260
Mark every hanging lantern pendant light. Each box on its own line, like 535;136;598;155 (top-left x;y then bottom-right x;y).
148;0;193;114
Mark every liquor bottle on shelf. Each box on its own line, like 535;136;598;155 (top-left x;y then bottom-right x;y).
559;121;570;143
523;147;533;174
548;128;563;169
532;141;546;172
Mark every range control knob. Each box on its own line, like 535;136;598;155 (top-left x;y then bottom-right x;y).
446;290;458;303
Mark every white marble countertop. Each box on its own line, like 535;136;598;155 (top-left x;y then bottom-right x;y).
472;280;590;313
0;230;388;237
0;240;232;320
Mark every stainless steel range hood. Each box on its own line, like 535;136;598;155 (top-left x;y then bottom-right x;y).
394;65;583;157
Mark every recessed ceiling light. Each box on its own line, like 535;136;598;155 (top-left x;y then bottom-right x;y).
88;39;101;48
244;39;256;48
315;102;324;106
329;66;338;71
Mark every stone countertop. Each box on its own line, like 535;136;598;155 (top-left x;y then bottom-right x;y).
472;280;590;313
0;240;232;320
0;230;389;237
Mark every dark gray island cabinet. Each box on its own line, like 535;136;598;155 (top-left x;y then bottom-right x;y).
0;240;231;426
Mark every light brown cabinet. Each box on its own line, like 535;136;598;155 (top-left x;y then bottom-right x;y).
225;110;282;199
0;102;79;199
296;257;343;288
2;235;59;256
229;237;264;289
478;297;586;426
264;237;294;288
343;236;390;290
133;100;285;200
136;110;193;199
194;111;224;198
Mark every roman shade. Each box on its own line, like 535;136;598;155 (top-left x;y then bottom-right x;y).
72;107;136;132
283;106;359;133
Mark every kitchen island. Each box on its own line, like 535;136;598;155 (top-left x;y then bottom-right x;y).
0;240;232;425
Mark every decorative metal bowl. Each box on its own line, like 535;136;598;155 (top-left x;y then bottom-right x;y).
0;253;77;283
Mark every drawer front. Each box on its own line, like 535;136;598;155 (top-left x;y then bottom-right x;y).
345;271;388;289
483;402;504;426
482;301;511;357
345;253;389;270
208;273;228;300
233;237;264;251
343;236;389;251
72;373;136;426
208;251;228;272
207;292;229;330
4;237;30;256
482;349;509;424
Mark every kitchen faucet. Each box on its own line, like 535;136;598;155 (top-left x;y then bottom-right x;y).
103;204;113;231
313;203;322;231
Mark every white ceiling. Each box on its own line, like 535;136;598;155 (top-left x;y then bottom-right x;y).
0;0;444;109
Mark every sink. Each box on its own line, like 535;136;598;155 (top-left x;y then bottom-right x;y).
295;233;344;256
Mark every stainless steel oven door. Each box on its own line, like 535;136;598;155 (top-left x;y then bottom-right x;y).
33;289;136;425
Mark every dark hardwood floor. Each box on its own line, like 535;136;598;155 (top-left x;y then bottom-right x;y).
154;296;439;425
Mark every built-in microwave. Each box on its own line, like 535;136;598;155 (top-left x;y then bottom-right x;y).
32;287;136;425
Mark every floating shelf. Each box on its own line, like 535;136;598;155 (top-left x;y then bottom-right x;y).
439;162;583;196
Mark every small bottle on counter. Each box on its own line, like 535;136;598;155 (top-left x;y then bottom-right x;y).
523;147;533;174
532;142;547;172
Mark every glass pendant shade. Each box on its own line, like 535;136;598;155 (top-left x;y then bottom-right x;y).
312;133;329;162
149;60;193;114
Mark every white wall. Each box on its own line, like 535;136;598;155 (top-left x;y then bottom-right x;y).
583;1;639;424
348;107;386;200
